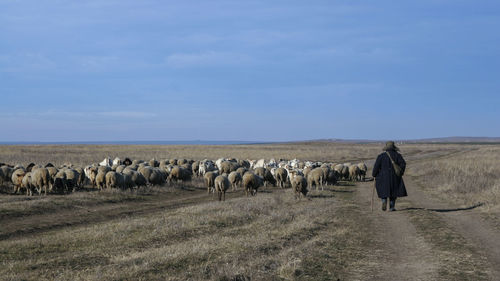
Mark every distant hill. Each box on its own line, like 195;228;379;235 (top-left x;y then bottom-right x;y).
402;137;500;143
300;137;500;144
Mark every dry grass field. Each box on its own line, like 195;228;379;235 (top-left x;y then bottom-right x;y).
1;142;499;280
407;146;500;211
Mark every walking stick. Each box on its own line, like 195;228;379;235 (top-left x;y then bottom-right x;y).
371;178;375;212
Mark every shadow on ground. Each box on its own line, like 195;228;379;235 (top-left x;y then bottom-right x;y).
399;202;484;213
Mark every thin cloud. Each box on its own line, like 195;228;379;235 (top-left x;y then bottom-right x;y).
0;110;158;119
165;51;255;68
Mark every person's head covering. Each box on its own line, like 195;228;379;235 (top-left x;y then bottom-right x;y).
383;141;399;151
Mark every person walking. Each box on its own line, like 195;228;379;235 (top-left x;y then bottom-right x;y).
372;141;407;211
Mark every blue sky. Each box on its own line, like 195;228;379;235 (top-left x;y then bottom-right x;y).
1;0;499;142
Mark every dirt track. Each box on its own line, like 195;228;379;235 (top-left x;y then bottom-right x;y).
351;148;500;280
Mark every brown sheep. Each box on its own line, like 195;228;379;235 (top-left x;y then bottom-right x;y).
46;166;58;180
53;170;68;193
220;161;239;174
228;171;242;190
26;163;36;172
320;167;331;186
326;170;338;186
204;171;218;193
341;165;350;180
307;168;325;190
236;167;248;177
0;166;14;187
191;161;200;176
122;173;135;189
303;166;312;178
149;168;167;185
98;166;112;174
214;175;230;201
64;168;80;190
105;171;124;189
349;165;360;181
115;165;126;173
96;171;107;190
150;159;160;167
292;175;308;199
357;163;367;181
242;173;263;196
131;171;147;187
274;167;288;188
168;166;192;183
21;172;34;196
237;159;250;168
254;167;276;187
11;168;26;194
31;168;51;195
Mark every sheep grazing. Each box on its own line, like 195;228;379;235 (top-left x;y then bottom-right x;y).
348;165;360;182
53;170;68;193
242;173;263;196
31;168;51;195
105;171;124;189
46;166;58;180
220;161;239;174
149;168;167;185
64;168;80;191
149;158;159;167
357;163;367;181
204;171;218;194
214;175;230;201
228;171;242;190
124;170;147;188
26;163;36;173
326;170;338;186
0;166;14;187
254;167;276;187
191;161;200;176
341;165;350;180
168;166;192;184
95;171;107;189
21;172;34;196
115;165;126;173
11;168;26;194
307;168;325;190
236;167;248;177
274;167;288;188
291;175;308;199
122;173;135;189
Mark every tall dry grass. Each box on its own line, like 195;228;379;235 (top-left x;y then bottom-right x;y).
0;188;369;281
408;146;500;210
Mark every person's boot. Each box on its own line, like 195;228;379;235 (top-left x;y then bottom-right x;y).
382;198;387;211
389;199;396;211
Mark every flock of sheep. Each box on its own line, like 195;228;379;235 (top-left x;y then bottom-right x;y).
0;157;368;201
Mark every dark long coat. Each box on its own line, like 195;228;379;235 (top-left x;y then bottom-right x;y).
372;149;407;199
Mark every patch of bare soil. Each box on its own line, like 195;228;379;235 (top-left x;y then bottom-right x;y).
353;176;498;280
355;180;439;281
